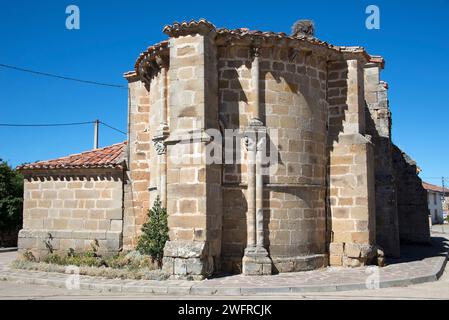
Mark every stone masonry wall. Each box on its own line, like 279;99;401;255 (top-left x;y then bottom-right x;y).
392;145;431;244
18;169;124;257
218;45;328;273
327;59;378;267
123;76;152;249
364;64;400;257
162;32;223;278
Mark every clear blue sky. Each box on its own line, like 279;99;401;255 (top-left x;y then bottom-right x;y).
1;0;448;184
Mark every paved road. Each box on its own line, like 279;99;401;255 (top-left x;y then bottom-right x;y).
1;225;448;300
1;264;449;300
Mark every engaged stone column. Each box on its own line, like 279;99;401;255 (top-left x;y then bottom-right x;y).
155;62;169;208
256;133;266;248
152;123;169;206
250;46;262;126
244;133;256;249
242;45;272;276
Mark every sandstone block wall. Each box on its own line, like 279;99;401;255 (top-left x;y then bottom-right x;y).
364;63;400;257
392;145;431;244
218;44;328;273
123;75;152;249
327;59;378;267
162;31;223;277
18;170;124;257
328;134;376;266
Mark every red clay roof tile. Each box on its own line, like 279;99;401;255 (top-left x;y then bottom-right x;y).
422;181;449;194
17;142;126;171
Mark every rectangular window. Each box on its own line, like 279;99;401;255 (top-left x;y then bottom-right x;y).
434;193;437;205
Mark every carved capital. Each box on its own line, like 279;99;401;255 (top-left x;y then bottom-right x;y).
153;139;167;155
251;46;261;58
244;134;257;152
152;123;170;155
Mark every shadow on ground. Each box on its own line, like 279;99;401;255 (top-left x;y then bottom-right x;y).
387;236;449;265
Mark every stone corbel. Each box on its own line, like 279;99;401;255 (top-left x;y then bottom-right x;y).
138;54;169;86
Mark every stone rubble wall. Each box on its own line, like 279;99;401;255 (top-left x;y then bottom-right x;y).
18;170;124;257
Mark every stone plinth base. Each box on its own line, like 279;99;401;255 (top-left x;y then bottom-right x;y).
329;242;385;267
242;247;272;275
162;240;214;280
271;254;328;273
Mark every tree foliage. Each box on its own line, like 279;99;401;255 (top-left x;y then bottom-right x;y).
0;160;23;231
136;196;168;266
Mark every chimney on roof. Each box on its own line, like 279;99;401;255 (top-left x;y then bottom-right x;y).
291;20;315;38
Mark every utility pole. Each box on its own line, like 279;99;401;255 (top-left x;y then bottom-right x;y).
442;177;445;194
443;177;447;232
94;119;99;149
442;177;446;207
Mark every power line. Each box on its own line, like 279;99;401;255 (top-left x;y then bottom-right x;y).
0;121;94;127
99;121;127;135
0;120;127;135
0;63;127;89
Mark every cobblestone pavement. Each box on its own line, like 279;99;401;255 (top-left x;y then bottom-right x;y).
0;228;447;298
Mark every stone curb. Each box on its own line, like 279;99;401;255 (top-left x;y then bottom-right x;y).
0;253;447;296
0;247;17;253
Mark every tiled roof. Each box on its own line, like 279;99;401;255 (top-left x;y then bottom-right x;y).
17;142;126;171
422;181;449;194
135;19;380;77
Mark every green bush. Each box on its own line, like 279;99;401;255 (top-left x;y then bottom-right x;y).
0;160;23;231
136;196;169;267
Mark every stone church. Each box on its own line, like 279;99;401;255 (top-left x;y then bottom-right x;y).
17;19;430;277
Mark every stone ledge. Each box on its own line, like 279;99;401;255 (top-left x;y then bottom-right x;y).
18;229;122;241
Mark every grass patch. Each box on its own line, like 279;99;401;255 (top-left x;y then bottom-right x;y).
11;258;169;281
13;239;169;281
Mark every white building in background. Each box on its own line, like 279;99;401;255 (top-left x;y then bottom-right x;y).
422;182;447;224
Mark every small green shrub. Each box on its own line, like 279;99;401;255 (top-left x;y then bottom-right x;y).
136;196;169;267
41;240;106;267
45;253;64;265
21;239;160;271
21;250;36;262
68;248;76;258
